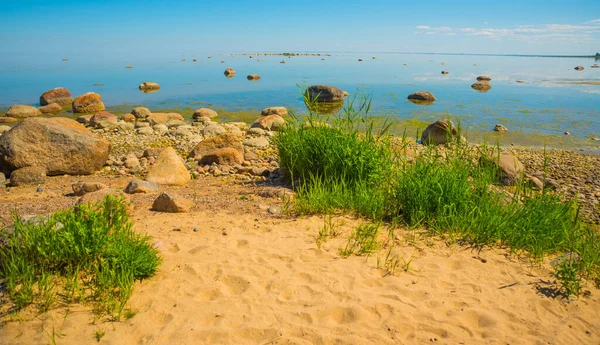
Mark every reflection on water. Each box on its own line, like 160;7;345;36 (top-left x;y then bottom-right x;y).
305;101;344;115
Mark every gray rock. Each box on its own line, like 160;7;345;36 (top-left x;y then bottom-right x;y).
137;127;154;135
132;107;151;119
124;179;159;194
117;122;135;131
152;124;168;134
306;85;347;102
243;137;270;148
202;124;226;138
421;119;458;145
247;127;266;136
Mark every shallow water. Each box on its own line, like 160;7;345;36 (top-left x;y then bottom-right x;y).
1;53;599;151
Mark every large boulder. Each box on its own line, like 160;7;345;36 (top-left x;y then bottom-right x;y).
152;192;193;213
89;111;118;128
0;125;11;135
146;147;190;185
190;133;243;159
306;85;346;102
38;103;62;114
40;87;73;106
0;117;111;176
9;166;46;186
139;82;160;91
72;92;105;113
6;105;41;118
421;119;458;145
192;108;218;119
251;115;285;131
147;113;184;125
261;106;288;116
407;91;436;102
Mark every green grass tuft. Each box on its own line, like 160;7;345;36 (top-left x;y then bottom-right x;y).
0;195;161;318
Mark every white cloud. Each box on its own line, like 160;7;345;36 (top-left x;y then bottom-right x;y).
415;21;600;43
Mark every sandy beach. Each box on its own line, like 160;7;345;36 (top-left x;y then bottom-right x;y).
1;175;599;345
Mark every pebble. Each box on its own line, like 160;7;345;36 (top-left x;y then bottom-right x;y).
193;227;199;232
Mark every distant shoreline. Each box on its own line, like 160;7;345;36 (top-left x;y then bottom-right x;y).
222;51;599;59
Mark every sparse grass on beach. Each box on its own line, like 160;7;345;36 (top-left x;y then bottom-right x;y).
277;88;600;297
0;195;161;319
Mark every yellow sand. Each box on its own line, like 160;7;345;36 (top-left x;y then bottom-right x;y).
1;182;599;344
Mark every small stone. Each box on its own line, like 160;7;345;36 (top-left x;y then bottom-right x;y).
72;181;109;196
35;187;43;193
268;206;282;214
221;229;228;236
193;227;199;232
494;124;508;132
124;179;159;194
152;192;194;213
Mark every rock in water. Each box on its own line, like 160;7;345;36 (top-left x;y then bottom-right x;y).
421;119;458;145
152;192;194;213
146;147;190;185
247;74;261;80
494;124;508;132
407;91;436;102
224;67;236;76
574;66;584;71
6;105;42;118
471;81;492;92
306;85;347;102
139;82;161;91
40;87;73;106
72;92;105;113
476;75;492;81
9;166;46;186
0;117;111;176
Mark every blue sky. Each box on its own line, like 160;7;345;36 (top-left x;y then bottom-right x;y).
1;0;599;60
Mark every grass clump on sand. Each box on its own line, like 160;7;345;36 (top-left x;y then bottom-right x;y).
277;88;600;298
0;195;161;319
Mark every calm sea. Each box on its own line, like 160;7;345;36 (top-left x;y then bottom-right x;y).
1;53;599;150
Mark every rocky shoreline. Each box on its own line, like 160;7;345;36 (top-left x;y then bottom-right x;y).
0;87;599;225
